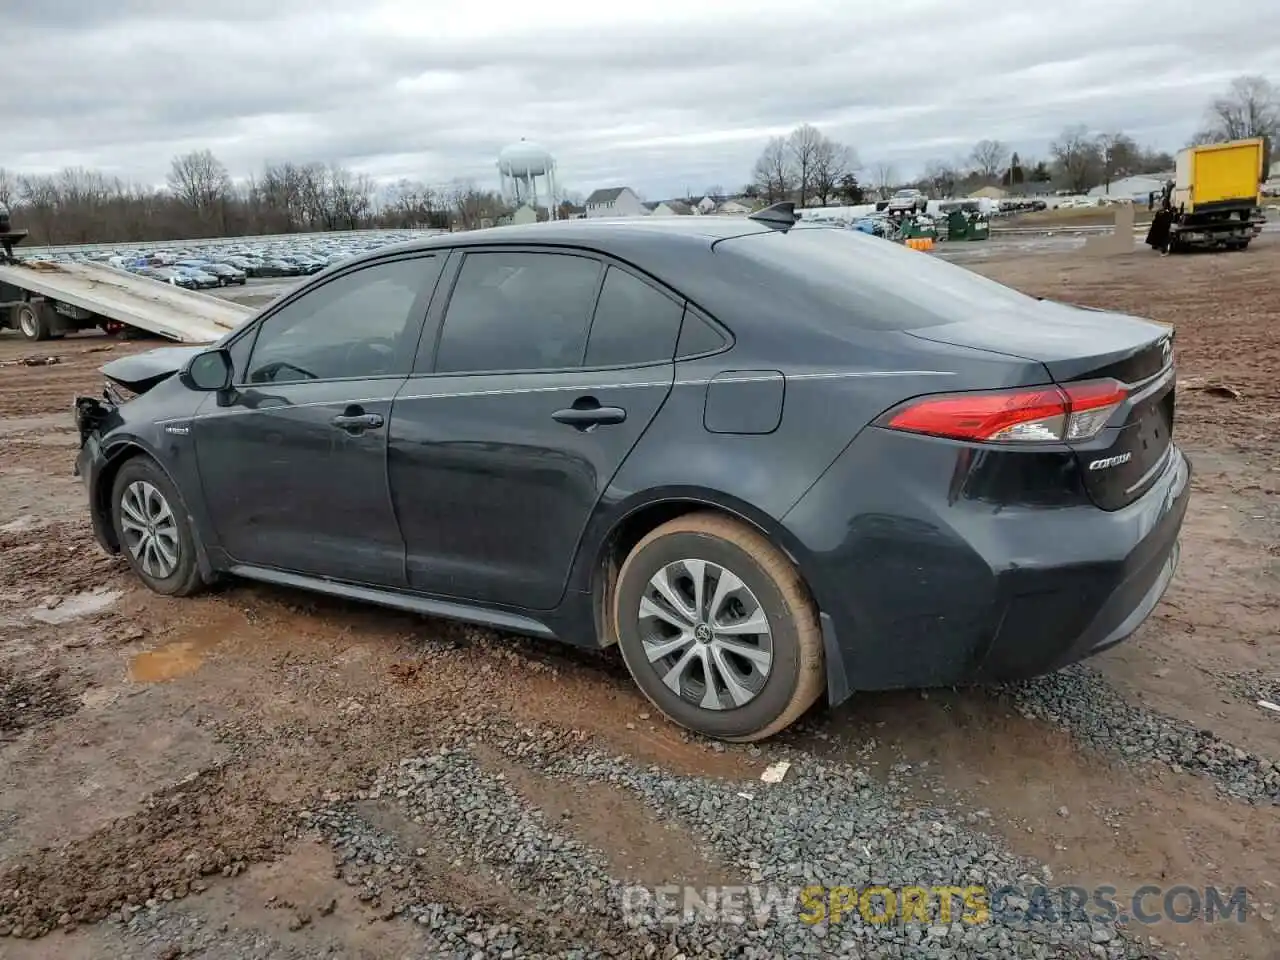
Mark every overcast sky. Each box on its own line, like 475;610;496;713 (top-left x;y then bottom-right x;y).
3;0;1277;200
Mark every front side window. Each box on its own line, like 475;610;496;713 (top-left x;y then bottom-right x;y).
433;251;602;374
244;257;439;383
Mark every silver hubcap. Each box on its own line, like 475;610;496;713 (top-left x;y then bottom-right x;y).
637;559;773;711
119;480;180;579
19;309;37;338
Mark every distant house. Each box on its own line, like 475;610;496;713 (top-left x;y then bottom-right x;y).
585;187;646;218
689;195;719;214
651;199;695;216
510;204;539;225
715;198;754;215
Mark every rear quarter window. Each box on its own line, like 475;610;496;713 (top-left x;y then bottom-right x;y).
714;227;1038;330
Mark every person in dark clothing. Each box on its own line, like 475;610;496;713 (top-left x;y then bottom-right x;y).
1144;181;1176;254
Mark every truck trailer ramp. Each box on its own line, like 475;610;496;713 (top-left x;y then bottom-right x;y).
0;260;252;343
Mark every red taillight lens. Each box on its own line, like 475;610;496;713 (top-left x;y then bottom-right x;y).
883;379;1128;443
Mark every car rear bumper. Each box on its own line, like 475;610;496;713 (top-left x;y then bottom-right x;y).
781;429;1191;702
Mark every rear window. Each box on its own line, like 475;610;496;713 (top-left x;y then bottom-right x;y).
714;226;1039;330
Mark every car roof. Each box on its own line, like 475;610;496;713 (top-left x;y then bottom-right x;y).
359;216;778;261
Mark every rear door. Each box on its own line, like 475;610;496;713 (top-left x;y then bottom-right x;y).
194;254;444;583
388;249;682;609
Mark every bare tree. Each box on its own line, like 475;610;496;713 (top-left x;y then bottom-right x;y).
811;140;857;206
923;160;960;198
752;136;793;203
704;184;725;200
1095;132;1140;191
3;148;485;243
167;150;232;230
1050;125;1103;193
1196;75;1280;144
329;166;374;229
447;180;506;231
969;140;1007;182
787;123;824;206
872;162;897;200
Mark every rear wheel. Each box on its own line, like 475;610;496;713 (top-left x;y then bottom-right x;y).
613;513;824;741
16;303;50;342
110;457;204;597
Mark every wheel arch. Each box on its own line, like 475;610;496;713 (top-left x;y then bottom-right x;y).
92;440;215;580
586;488;818;647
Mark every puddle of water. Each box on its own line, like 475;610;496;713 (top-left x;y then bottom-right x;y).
28;589;122;625
128;625;225;683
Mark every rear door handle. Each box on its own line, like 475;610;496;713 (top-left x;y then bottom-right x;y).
552;404;627;429
331;412;384;431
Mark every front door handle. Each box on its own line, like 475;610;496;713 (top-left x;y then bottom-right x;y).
552;398;626;429
331;411;384;432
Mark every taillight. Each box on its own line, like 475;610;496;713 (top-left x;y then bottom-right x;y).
881;379;1128;443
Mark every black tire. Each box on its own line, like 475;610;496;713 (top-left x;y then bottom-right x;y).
612;512;825;741
110;456;204;597
15;303;49;342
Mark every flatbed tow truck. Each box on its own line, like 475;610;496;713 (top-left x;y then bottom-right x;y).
0;214;251;344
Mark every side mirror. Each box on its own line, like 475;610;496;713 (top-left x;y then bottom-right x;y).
181;348;233;392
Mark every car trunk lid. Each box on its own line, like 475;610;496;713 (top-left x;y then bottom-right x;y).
906;299;1176;510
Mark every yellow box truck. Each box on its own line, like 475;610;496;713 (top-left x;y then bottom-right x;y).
1146;137;1267;252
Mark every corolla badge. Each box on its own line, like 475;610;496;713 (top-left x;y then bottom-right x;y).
1089;452;1132;471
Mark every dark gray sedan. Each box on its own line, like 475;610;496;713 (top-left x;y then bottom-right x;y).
73;207;1189;741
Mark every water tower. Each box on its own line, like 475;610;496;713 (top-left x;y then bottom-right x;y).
498;139;560;220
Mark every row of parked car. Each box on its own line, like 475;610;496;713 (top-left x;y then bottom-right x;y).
41;232;434;291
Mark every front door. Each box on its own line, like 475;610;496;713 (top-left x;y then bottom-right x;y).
389;250;685;609
195;254;445;584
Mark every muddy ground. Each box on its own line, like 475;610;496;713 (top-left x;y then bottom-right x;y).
0;239;1277;959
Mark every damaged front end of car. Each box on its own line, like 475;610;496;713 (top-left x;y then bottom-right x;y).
73;345;202;474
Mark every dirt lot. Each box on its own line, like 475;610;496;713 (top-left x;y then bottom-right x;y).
0;240;1277;959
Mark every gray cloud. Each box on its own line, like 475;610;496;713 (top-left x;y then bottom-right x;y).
2;0;1276;199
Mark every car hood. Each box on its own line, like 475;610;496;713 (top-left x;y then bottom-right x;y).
100;345;204;394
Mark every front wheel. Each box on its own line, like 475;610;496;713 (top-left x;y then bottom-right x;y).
110;457;204;596
613;513;825;741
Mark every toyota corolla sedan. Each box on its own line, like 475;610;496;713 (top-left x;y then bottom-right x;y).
73;206;1189;741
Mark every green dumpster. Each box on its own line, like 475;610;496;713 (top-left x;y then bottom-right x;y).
946;209;970;241
966;215;990;241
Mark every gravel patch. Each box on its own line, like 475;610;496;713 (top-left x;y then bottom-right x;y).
1003;664;1280;805
300;730;1154;959
55;720;1168;958
1214;668;1280;709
